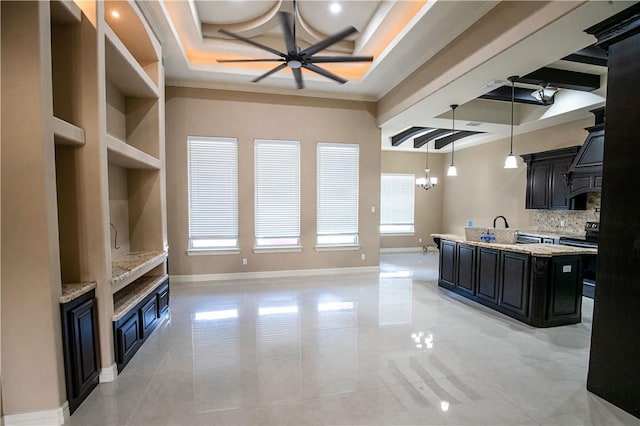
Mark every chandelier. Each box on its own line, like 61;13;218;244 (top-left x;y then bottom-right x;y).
416;140;438;191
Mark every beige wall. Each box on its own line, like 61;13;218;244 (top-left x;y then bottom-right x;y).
380;150;445;249
165;87;381;275
441;117;592;235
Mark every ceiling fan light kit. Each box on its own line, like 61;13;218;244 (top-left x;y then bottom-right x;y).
216;4;373;89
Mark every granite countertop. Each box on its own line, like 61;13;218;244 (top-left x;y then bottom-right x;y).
111;251;167;293
431;234;598;257
518;230;586;239
60;282;97;304
113;275;168;321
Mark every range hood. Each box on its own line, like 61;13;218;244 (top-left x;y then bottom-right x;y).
566;107;604;198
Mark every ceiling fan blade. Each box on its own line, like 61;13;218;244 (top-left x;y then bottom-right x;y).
307;56;374;63
303;63;347;84
252;63;287;83
300;26;358;57
217;58;285;63
278;12;297;55
218;29;285;58
292;67;304;89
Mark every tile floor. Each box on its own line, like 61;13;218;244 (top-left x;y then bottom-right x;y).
70;252;640;425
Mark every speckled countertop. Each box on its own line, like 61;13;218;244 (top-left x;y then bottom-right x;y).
111;251;167;292
60;282;96;303
431;234;598;257
113;275;168;321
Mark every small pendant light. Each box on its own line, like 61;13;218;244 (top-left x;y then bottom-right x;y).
504;76;519;169
447;104;458;176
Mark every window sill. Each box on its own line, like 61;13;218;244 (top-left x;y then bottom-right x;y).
253;246;303;254
187;248;241;256
381;232;416;237
314;245;360;252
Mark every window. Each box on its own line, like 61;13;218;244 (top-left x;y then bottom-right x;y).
187;137;239;251
254;139;300;249
380;173;415;234
316;143;359;247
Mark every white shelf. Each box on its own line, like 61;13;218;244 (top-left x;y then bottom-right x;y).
104;24;159;99
111;250;167;294
50;0;81;24
53;116;85;146
106;134;160;169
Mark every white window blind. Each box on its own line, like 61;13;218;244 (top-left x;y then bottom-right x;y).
380;173;415;234
254;139;300;247
187;136;238;250
316;143;359;246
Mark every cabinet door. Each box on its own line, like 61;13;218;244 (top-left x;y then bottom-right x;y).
499;252;530;318
116;314;141;366
527;162;550;209
67;298;99;408
157;283;169;317
476;247;500;304
456;243;476;294
550;159;572;210
439;240;456;289
141;297;158;337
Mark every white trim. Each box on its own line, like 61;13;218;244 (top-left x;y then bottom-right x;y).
3;401;69;426
380;247;424;253
187;248;241;256
314;245;360;252
170;266;380;283
99;363;117;383
252;246;303;254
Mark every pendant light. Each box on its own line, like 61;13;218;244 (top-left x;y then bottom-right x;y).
416;142;438;190
447;104;458;176
504;76;519;169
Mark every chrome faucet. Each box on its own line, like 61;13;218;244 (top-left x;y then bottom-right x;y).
493;215;509;228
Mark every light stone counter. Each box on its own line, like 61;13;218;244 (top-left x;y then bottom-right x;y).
112;274;168;321
60;282;97;304
111;250;167;293
431;234;597;257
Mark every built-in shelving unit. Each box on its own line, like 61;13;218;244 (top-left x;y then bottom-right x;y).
106;134;160;169
112;274;168;321
53;116;85;146
111;251;167;294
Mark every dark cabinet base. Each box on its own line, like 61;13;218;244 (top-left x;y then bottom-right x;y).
438;240;583;328
61;290;100;414
114;278;170;372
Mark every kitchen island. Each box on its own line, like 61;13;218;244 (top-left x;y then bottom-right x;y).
431;234;597;327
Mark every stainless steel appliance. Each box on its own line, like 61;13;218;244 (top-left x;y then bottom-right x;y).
559;221;598;298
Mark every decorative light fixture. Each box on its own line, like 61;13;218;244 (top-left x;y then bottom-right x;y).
531;83;558;104
329;2;342;14
504;76;519;169
447;104;458;176
416;142;438;190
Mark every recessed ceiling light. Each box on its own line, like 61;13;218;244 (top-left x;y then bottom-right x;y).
111;10;120;19
329;2;342;14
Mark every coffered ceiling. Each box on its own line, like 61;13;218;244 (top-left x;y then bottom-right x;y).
137;0;637;153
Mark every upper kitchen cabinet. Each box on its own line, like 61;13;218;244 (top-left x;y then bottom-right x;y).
566;108;605;198
521;146;586;210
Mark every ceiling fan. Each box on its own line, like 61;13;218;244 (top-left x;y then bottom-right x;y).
216;6;373;89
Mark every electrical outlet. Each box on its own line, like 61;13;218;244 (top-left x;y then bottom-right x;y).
361;253;366;261
418;238;423;243
242;258;248;266
371;206;376;213
560;220;565;227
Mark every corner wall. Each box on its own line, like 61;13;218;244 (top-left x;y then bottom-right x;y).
165;87;381;276
441;117;592;234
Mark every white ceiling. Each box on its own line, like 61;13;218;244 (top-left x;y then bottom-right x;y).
137;0;636;154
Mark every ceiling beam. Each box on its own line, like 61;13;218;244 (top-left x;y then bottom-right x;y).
561;45;608;67
519;67;600;91
434;131;483;150
479;86;552;105
391;126;431;146
413;129;451;148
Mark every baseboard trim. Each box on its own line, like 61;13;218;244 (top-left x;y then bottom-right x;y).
170;265;380;283
99;363;117;383
3;401;69;426
380;247;424;253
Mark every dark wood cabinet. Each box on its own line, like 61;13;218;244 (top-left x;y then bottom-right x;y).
61;290;100;414
115;312;142;369
157;282;170;317
498;251;530;320
456;243;476;294
439;239;456;289
476;247;500;304
522;146;583;210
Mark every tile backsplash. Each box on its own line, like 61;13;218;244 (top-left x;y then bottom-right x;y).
533;193;601;235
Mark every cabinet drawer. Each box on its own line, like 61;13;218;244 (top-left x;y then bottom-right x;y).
156;283;169;317
140;297;158;336
116;314;141;365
